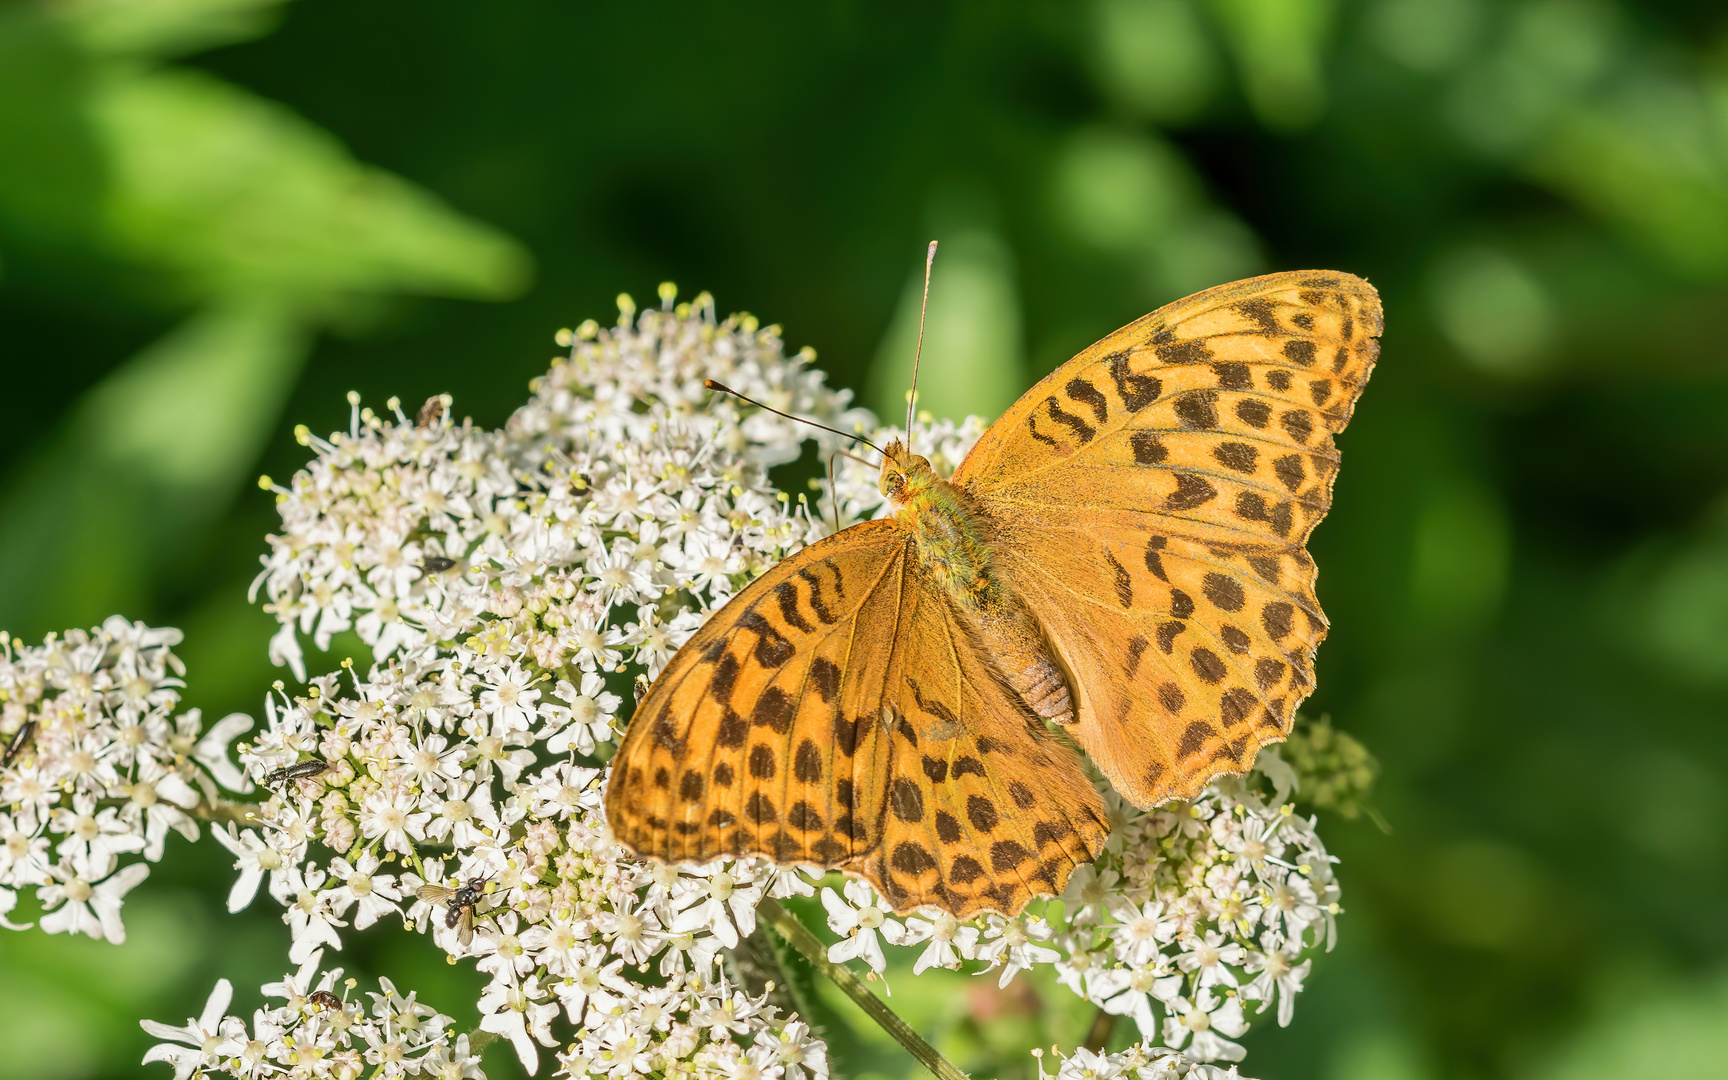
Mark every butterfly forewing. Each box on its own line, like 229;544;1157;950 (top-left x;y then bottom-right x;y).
606;521;1108;917
954;271;1381;806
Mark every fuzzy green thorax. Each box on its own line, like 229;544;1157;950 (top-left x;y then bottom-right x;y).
879;441;1002;616
877;440;1076;724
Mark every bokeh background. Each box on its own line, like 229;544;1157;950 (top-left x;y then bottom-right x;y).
3;0;1727;1077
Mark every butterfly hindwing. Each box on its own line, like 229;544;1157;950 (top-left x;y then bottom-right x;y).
607;520;1108;916
872;573;1108;915
954;271;1381;806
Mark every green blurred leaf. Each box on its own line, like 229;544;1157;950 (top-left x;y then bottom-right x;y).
1531;77;1728;277
1206;0;1336;129
0;9;106;247
1443;0;1617;156
91;68;532;305
1428;244;1556;377
1051;125;1261;301
1087;0;1222;122
0;300;306;631
1409;477;1510;630
1530;971;1728;1080
1365;0;1486;74
55;0;291;58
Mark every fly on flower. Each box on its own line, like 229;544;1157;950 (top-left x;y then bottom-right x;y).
263;759;331;788
1;718;35;769
416;394;447;427
307;989;342;1011
416;876;492;947
420;556;458;573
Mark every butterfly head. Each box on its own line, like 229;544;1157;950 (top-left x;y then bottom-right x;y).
878;440;937;507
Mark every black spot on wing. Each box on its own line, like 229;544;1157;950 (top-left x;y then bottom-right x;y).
1214;442;1258;473
1165;475;1217;511
1046;397;1096;443
752;687;794;733
709;653;740;705
1237;399;1272;429
1213;362;1251;390
1157;340;1212;364
1066;378;1109;423
1174;391;1220;430
738;610;795;668
1237;298;1280;334
794;740;823;782
1281;410;1314;444
1130;431;1167;465
1144;535;1168;581
1273;454;1305;492
890;778;924;822
809;656;840;702
1126;636;1148;678
1107;353;1161;411
775;581;812;634
1103;549;1132;608
797;568;839;625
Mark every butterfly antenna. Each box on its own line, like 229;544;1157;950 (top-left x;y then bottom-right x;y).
826;454;841;535
703;380;884;456
905;239;938;455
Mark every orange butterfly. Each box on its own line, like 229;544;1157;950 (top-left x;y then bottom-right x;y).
606;269;1381;917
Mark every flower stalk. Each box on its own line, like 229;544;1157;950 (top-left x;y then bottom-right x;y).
758;897;970;1080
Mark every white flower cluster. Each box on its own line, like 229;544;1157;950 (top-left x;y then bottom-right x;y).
813;419;1344;1066
1034;1043;1249;1080
183;289;861;1077
142;950;483;1080
136;290;1342;1080
0;617;250;944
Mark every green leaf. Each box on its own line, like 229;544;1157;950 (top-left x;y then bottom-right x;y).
55;0;291;58
90;67;533;305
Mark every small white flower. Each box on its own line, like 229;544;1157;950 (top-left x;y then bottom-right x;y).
822;879;893;972
1162;990;1249;1063
139;978;242;1080
38;858;149;943
1241;944;1310;1027
358;788;431;855
883;908;978;974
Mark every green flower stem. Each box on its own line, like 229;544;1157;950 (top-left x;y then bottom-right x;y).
756;898;969;1080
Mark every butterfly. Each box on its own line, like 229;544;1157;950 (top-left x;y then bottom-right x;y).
605;270;1381;917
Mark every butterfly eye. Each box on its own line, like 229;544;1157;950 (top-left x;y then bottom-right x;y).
880;472;906;500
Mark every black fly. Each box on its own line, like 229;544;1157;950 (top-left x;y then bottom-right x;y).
416;876;491;947
420;555;458;574
1;720;35;770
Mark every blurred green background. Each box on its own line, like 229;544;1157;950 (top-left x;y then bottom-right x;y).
3;0;1727;1077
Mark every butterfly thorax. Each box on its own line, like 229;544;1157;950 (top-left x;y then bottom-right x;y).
881;442;1075;725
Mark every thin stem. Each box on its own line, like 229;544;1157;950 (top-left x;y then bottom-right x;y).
1081;1007;1116;1051
756;898;969;1080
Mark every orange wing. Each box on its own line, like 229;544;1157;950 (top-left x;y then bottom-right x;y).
606;519;1108;917
953;271;1381;807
